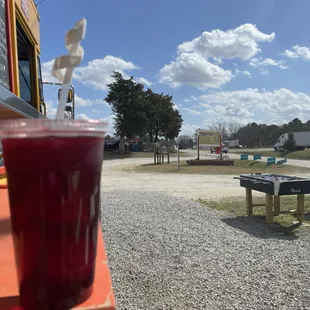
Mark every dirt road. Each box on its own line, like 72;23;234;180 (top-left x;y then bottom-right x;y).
101;156;255;200
101;151;310;200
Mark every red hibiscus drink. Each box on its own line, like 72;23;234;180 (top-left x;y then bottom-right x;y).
0;119;106;310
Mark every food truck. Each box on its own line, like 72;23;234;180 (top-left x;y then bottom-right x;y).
0;1;115;309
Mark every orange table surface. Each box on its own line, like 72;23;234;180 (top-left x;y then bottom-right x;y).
0;189;116;310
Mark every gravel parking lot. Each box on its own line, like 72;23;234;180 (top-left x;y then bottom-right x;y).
101;156;265;200
101;191;310;310
101;156;310;310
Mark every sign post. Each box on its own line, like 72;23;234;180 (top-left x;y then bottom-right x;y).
197;130;200;160
220;132;223;160
177;145;180;170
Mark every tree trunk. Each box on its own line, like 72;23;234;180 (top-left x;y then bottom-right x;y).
149;134;153;143
119;135;125;154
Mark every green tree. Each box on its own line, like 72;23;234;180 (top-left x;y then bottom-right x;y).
144;89;183;142
234;118;310;148
177;135;194;149
105;72;148;153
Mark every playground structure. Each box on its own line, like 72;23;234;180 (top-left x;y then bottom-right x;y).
154;146;170;164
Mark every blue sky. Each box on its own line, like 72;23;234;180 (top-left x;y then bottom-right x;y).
39;0;310;135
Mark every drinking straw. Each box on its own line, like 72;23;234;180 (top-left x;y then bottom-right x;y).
52;18;87;119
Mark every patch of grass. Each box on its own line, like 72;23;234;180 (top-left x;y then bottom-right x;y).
127;159;310;175
198;196;310;236
286;150;310;160
104;152;134;160
104;151;192;160
232;149;310;160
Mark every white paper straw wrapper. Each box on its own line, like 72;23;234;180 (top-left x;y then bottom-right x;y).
52;18;87;119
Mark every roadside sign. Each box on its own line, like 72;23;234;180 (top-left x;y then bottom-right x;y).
277;158;287;165
240;154;248;160
266;157;276;166
253;154;261;161
198;130;221;148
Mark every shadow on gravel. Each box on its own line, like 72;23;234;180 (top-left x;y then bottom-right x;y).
222;216;299;240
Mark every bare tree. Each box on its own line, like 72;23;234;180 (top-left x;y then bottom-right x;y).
207;123;229;140
227;122;241;139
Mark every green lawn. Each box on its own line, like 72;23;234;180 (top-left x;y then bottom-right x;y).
232;149;310;160
104;151;191;160
126;159;310;175
198;196;310;236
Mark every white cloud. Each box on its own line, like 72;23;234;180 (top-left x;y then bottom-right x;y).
158;24;274;90
101;115;115;135
76;113;115;135
45;100;57;118
212;57;222;65
76;113;90;120
135;77;153;87
184;96;198;103
197;88;310;125
42;55;151;91
235;68;252;78
260;68;269;76
75;95;108;107
158;52;233;90
179;107;203;116
44;97;113;133
73;56;139;90
243;70;252;78
75;96;92;107
180;123;200;136
249;57;288;69
178;24;275;61
41;60;60;83
73;55;152;91
282;45;310;61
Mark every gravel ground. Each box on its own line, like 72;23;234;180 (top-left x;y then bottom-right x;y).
101;191;310;310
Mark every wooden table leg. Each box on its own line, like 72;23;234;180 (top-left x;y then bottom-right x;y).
297;194;305;222
266;194;273;224
274;196;280;216
246;188;253;216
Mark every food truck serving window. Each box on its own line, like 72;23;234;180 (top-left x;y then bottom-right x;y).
16;19;34;106
0;0;10;90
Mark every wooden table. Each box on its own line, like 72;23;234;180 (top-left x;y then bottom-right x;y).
245;188;305;224
0;187;116;310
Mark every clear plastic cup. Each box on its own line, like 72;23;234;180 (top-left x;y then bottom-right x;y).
0;119;107;309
